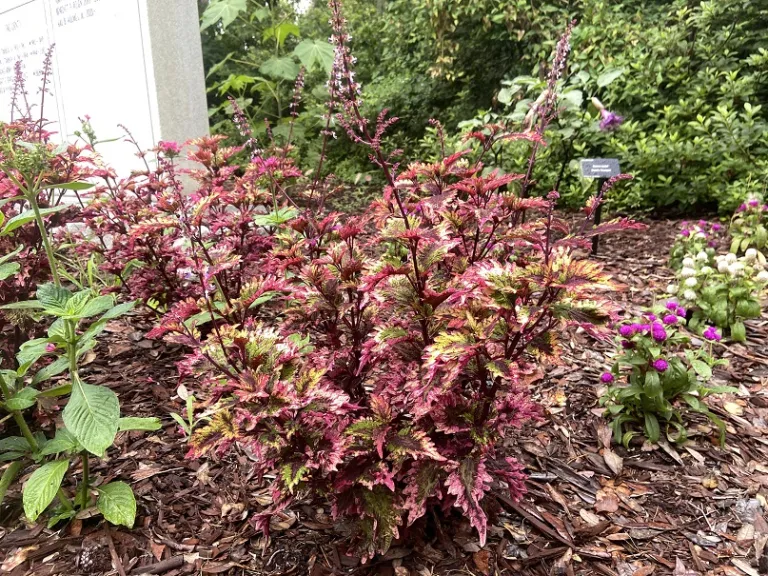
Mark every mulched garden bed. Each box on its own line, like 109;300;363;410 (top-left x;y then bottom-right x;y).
1;218;767;576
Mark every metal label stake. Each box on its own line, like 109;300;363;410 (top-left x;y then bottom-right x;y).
579;158;621;255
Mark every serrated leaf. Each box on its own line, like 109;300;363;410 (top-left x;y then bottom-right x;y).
62;377;119;457
118;417;162;432
23;459;68;521
97;482;136;528
200;0;246;30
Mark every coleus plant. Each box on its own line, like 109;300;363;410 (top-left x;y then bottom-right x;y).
669;250;768;341
599;304;734;446
79;133;288;309
149;7;642;559
729;194;767;255
0;63;159;527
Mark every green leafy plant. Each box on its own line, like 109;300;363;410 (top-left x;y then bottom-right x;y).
599;305;734;446
730;194;768;255
0;66;160;528
669;250;768;341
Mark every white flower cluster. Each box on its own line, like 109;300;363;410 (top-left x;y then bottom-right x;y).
668;248;768;303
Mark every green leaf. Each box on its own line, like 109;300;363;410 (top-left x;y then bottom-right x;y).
77;295;115;319
37;384;72;398
0;244;24;266
5;387;39;411
23;459;68;521
293;39;335;72
260;57;300;81
97;482;136;528
263;22;300;47
644;413;660;443
0;299;43;311
1;205;68;236
730;321;746;342
37;284;72;312
0;436;31;453
0;262;20;281
118;417;162;432
100;300;137;321
39;429;79;456
597;67;625;88
200;0;246;30
0;461;22;506
690;359;712;380
62;377;119;457
32;357;69;385
40;181;95;191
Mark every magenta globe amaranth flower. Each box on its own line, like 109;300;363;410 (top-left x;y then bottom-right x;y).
647;313;657;321
662;314;678;325
619;324;635;337
711;223;722;232
652;358;668;372
600;372;615;383
665;300;678;312
703;326;722;341
676;306;686;318
651;322;667;342
680;229;690;237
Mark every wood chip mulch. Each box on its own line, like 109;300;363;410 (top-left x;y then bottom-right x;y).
1;218;768;576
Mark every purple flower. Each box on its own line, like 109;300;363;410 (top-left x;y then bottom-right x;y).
652;359;669;372
739;203;747;212
647;313;657;321
45;343;56;352
749;198;759;208
698;220;707;227
708;240;716;248
703;326;722;342
711;223;722;232
619;325;635;337
621;340;635;349
600;372;615;383
663;314;678;325
681;229;690;237
651;322;667;342
665;300;679;312
676;306;686;318
599;108;624;131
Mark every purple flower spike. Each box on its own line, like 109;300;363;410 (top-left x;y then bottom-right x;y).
666;301;678;312
652;359;668;372
599;108;624;131
703;326;722;342
600;372;615;383
663;314;678;325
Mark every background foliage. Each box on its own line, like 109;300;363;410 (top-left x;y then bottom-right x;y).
200;0;767;214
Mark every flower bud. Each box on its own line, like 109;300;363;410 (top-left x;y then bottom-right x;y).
682;257;695;268
681;267;696;278
684;277;697;288
696;251;709;262
683;289;697;301
745;248;757;262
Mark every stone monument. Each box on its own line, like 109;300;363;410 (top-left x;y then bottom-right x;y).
0;0;209;174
